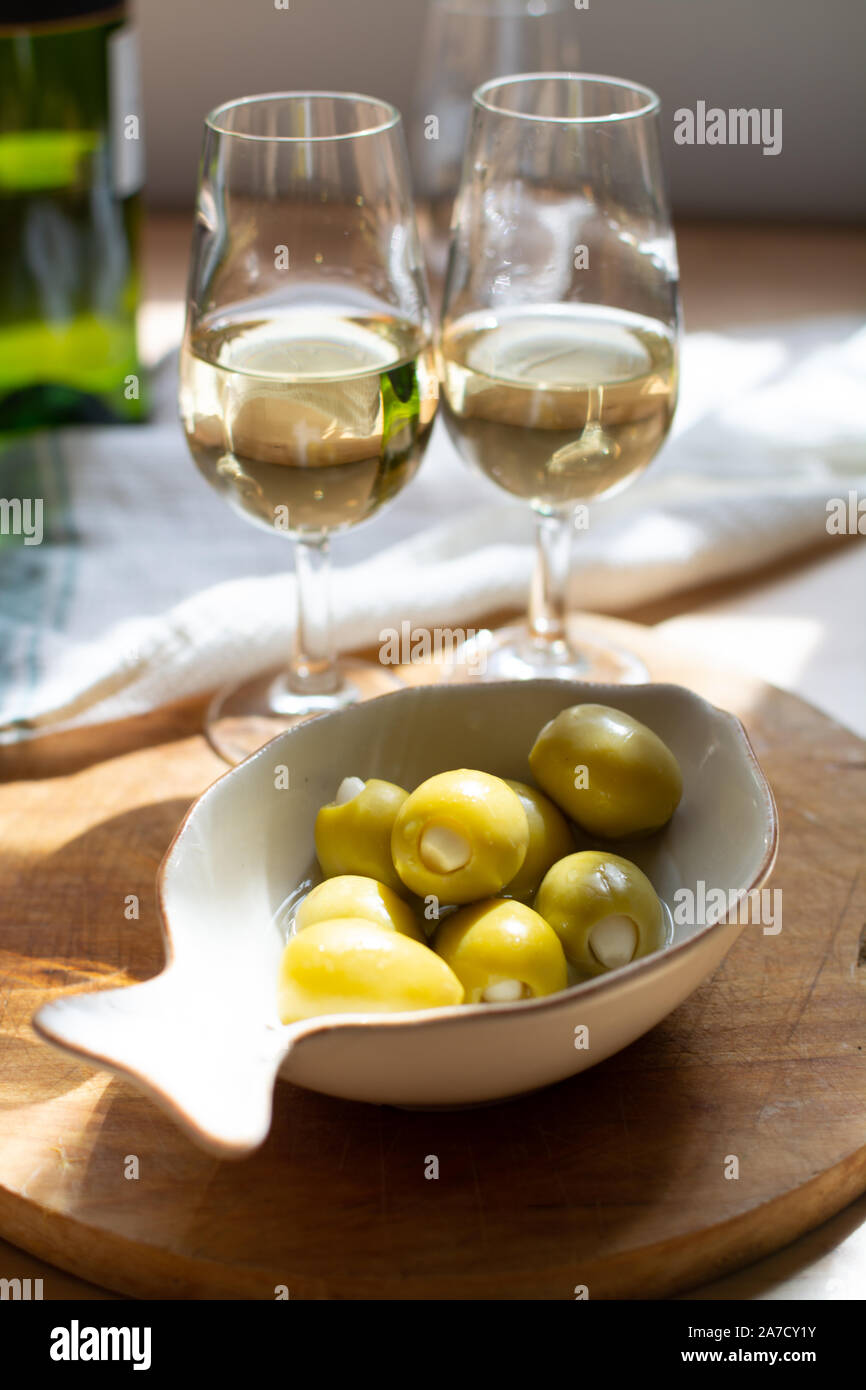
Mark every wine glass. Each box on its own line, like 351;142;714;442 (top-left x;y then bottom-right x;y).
438;73;680;682
179;93;437;762
410;0;577;277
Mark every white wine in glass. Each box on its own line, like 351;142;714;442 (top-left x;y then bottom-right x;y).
439;73;681;682
178;93;437;762
183;311;436;535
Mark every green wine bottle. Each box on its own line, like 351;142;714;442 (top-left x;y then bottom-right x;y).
0;1;146;430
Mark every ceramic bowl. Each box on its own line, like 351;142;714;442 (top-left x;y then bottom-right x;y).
33;681;777;1158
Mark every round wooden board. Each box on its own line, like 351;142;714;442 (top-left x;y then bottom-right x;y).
0;615;864;1301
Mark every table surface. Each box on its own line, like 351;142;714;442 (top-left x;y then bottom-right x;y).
1;216;864;1301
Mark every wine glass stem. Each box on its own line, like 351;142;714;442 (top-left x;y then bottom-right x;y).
529;510;573;655
289;535;340;695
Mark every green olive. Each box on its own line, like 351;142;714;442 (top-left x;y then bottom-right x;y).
294;875;424;943
503;779;574;901
433;898;568;1003
391;769;529;904
278;918;464;1023
314;777;408;893
534;850;665;977
528;703;682;839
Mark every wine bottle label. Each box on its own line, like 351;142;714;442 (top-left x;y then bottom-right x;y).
108;25;143;197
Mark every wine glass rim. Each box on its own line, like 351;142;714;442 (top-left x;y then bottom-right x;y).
474;72;661;123
205;91;402;143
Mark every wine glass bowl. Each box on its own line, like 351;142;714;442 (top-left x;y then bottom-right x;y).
439;72;680;681
179;92;437;761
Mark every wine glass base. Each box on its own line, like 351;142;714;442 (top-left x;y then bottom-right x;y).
205;659;405;765
442;619;648;686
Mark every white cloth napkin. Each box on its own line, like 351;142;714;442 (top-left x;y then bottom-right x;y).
0;314;863;739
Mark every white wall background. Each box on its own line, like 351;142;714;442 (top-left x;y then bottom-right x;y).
136;0;865;219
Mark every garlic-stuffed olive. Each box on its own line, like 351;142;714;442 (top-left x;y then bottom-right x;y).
528;703;682;839
433;898;567;1003
295;875;424;942
503;779;574;901
314;777;407;893
391;769;529;903
278;918;463;1023
534;850;665;977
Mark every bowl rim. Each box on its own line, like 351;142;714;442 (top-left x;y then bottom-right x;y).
156;678;780;1030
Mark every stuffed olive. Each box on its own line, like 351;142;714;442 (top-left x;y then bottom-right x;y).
534;850;665;977
278;918;463;1022
529;703;682;839
503;779;574;901
314;777;408;893
294;875;424;942
433;898;568;1003
391;769;529;904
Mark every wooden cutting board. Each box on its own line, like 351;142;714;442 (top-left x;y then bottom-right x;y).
0;616;864;1300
